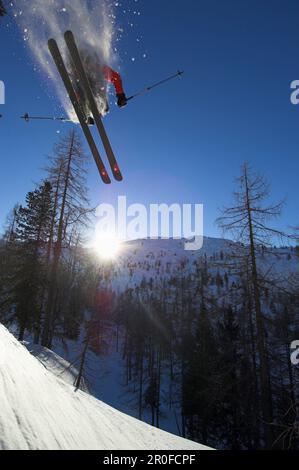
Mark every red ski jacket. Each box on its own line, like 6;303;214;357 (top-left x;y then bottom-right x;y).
103;65;124;95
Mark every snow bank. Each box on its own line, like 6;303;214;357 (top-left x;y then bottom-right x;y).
0;325;210;450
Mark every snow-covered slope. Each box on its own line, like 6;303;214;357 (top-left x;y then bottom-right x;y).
24;342;89;391
30;236;295;440
0;325;210;450
98;236;298;292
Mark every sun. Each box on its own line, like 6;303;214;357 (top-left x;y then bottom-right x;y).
92;232;122;260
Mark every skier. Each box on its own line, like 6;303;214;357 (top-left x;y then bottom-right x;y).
103;65;128;108
48;30;183;184
0;0;6;16
69;50;127;120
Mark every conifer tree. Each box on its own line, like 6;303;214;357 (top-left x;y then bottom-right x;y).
13;182;53;340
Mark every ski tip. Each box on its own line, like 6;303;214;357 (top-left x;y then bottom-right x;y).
112;165;123;182
115;176;123;182
48;38;55;47
48;38;58;55
64;30;73;40
100;169;112;184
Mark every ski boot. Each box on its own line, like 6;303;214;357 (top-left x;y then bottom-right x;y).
117;93;128;108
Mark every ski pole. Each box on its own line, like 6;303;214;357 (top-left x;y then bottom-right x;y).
127;70;184;102
20;113;70;122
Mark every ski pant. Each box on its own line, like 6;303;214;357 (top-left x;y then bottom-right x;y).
103;65;125;95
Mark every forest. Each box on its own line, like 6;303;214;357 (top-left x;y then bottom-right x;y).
0;130;298;450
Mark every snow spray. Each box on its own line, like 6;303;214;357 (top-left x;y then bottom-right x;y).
12;0;116;118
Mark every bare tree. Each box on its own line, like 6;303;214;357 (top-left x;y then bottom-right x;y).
217;163;286;447
41;130;91;347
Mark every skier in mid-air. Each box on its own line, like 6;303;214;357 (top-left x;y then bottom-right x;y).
69;49;128;122
48;31;183;183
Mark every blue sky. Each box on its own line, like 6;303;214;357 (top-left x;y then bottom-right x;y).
0;0;298;237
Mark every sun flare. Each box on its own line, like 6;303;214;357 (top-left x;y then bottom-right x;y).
92;232;122;260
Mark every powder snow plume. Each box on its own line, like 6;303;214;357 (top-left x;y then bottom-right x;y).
12;0;117;117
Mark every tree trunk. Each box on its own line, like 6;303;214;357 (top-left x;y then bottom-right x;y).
156;348;161;428
75;335;90;390
42;132;75;347
244;167;273;447
138;349;144;420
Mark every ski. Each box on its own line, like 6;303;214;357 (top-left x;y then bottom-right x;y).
48;38;111;185
64;30;123;182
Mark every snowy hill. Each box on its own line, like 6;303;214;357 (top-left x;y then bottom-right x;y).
100;236;297;292
16;236;296;445
0;325;210;450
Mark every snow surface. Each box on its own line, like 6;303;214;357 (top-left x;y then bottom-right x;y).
96;236;298;293
24;342;89;392
0;325;210;450
2;237;295;449
20;237;298;440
